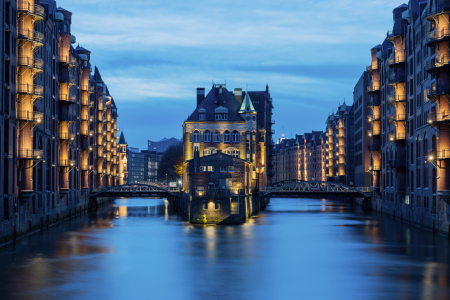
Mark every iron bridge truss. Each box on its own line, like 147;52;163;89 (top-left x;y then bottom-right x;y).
260;181;370;198
91;183;180;198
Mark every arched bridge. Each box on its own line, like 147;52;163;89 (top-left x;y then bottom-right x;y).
91;183;180;198
260;181;371;198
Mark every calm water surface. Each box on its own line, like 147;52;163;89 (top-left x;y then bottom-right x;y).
1;197;450;300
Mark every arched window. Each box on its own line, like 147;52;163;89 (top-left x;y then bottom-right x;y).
232;131;239;143
193;130;200;142
213;130;220;142
203;149;211;156
225;149;232;155
212;149;217;154
204;130;211;142
232;150;240;158
224;130;230;143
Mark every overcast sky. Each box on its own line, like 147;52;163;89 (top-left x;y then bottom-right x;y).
60;0;404;150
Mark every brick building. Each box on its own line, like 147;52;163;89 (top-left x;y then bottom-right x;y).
182;83;274;193
0;1;124;242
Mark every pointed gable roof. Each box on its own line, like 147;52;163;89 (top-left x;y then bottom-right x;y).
119;131;126;144
94;66;103;83
239;87;256;114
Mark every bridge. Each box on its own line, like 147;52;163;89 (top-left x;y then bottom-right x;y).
260;181;371;198
91;183;180;199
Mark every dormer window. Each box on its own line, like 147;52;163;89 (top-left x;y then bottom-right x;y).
198;108;206;120
215;113;228;120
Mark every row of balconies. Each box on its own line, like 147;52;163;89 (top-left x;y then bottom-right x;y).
17;111;43;123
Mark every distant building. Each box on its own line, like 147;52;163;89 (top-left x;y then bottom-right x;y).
148;137;181;153
141;150;163;183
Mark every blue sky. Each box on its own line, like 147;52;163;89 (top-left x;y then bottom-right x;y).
60;0;405;150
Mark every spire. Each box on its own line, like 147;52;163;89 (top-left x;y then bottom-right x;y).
238;85;256;114
119;130;126;144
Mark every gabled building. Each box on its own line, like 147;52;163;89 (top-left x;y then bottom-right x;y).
182;83;274;194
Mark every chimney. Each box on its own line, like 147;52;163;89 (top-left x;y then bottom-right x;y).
194;149;200;171
197;88;205;106
235;88;242;104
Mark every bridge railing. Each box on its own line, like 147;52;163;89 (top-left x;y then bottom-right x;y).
260;182;371;195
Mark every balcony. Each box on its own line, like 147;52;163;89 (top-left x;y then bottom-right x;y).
59;131;76;141
17;84;43;98
17;56;44;73
368;165;381;171
428;149;450;161
367;129;381;137
18;1;45;20
81;115;89;122
17;111;43;124
18;149;43;160
387;28;405;41
81;165;94;171
388;132;406;142
427;112;450;126
88;101;95;107
428;83;450;99
387;94;406;105
426;55;450;73
17;28;44;46
387;51;406;67
367;114;380;123
388;114;406;123
59;159;76;167
59;74;76;86
366;63;378;73
388;72;406;85
367;81;380;93
89;86;95;94
59;93;76;104
337;132;345;138
389;159;407;168
424;29;450;47
367;98;380;108
81;85;89;92
427;2;450;20
59;114;77;123
60;55;77;67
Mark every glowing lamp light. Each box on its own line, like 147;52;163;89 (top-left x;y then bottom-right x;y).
428;155;434;161
390;136;394;141
428;119;432;124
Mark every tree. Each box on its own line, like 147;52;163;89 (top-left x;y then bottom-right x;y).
158;143;183;183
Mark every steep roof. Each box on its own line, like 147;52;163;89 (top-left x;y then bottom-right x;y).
119;131;126;144
93;66;103;83
238;88;257;114
186;86;244;122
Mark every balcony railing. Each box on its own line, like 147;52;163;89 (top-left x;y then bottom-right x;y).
367;81;380;92
59;75;76;86
59;114;77;123
17;56;44;71
60;55;77;67
388;94;406;104
388;72;406;85
428;112;450;124
428;83;450;98
368;165;381;171
427;55;450;72
17;111;43;124
366;63;378;72
387;51;406;66
59;159;76;167
428;3;450;19
428;149;450;160
18;1;45;19
81;115;89;122
18;149;43;160
88;101;95;107
17;84;43;97
89;86;95;94
59;132;76;141
17;28;44;44
59;93;76;104
388;133;406;141
389;159;407;168
367;114;380;122
81;85;89;92
388;114;406;123
367;129;381;137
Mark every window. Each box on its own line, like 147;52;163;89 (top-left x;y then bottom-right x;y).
220;166;227;172
203;149;211;156
215;113;228;120
199;113;205;120
228;166;235;172
224;131;230;143
200;166;206;172
225;149;232;155
197;186;205;196
193;130;200;142
232;131;240;142
232;150;239;158
207;166;214;172
213;131;220;142
204;130;211;142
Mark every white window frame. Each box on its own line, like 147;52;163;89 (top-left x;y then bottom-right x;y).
220;166;227;172
193;131;200;142
199;113;205;120
232;131;239;142
204;130;211;142
213;131;220;142
224;131;230;143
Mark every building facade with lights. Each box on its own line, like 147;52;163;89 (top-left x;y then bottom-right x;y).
366;0;450;235
0;1;124;242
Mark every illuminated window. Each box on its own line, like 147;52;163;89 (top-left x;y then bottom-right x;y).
228;166;235;172
204;130;211;142
207;166;214;172
200;166;206;172
224;130;230;143
225;149;232;155
203;149;211;156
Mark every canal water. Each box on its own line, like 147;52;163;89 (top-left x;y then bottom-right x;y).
1;198;450;300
